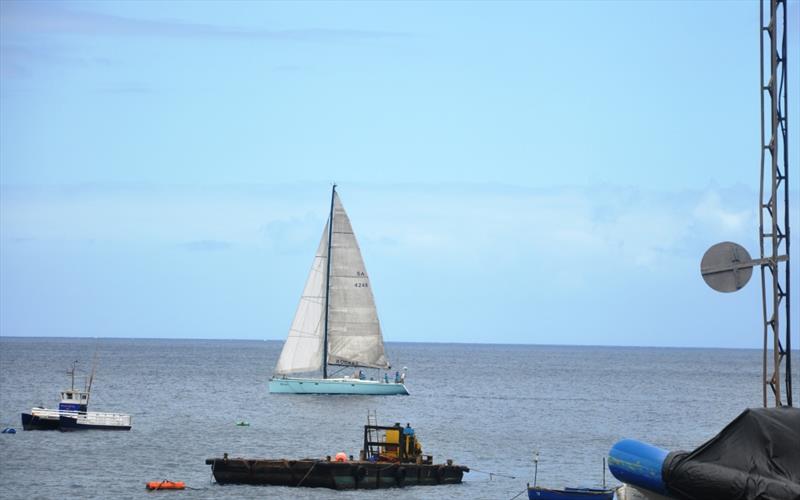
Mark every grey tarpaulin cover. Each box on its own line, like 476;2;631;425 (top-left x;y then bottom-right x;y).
662;406;800;500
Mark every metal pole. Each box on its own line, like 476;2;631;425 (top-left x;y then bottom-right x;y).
759;0;791;407
779;0;791;407
759;0;769;408
322;184;337;380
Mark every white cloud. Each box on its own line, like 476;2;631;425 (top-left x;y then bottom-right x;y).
692;190;752;234
0;183;763;276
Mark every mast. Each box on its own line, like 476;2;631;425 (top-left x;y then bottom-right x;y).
322;184;337;379
86;349;98;406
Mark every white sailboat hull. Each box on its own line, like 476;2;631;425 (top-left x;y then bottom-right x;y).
269;377;409;395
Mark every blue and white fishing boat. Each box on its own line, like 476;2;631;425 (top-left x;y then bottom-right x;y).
268;186;408;395
526;453;615;500
21;360;132;431
528;487;615;500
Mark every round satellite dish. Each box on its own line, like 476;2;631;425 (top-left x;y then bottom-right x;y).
700;241;753;293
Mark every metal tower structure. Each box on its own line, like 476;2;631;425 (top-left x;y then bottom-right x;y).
758;0;791;407
700;0;792;408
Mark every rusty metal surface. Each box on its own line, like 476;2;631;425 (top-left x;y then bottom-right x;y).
759;0;792;407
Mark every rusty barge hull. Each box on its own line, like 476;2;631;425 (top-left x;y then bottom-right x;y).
205;458;468;490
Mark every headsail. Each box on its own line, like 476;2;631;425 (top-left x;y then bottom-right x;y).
326;192;390;370
274;223;329;375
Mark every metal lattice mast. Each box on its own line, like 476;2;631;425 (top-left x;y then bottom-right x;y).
759;0;791;407
700;0;792;408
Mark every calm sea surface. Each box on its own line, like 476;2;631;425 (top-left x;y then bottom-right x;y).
1;338;795;499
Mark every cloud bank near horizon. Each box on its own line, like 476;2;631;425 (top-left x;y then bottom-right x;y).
0;182;760;263
2;182;789;348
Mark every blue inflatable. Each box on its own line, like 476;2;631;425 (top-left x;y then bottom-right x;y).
608;439;670;496
1;427;16;434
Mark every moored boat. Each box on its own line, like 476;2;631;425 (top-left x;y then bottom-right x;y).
206;418;468;489
528;486;615;500
20;360;131;431
527;452;615;500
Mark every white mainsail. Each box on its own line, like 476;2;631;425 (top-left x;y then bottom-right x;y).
326;192;390;369
274;223;329;375
273;190;390;375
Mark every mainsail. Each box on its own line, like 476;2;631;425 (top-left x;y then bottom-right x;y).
326;192;389;369
274;189;390;375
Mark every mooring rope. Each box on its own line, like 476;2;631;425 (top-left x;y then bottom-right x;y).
469;468;517;480
295;460;318;487
507;487;528;500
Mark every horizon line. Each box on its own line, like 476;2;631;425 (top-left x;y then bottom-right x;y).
0;335;783;351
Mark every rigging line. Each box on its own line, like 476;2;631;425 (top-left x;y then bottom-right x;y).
508;487;528;500
469;468;517;479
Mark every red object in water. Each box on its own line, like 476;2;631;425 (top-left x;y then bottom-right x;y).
146;480;186;490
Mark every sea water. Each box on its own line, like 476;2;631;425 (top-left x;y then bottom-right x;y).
0;337;793;499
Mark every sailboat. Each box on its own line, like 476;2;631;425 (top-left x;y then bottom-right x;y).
268;186;409;395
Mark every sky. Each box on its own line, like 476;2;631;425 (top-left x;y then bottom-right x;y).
0;0;798;349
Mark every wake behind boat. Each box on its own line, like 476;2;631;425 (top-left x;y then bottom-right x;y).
268;186;408;395
21;360;131;431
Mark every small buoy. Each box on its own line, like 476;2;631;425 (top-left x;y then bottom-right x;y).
1;428;16;434
334;452;348;462
146;480;185;490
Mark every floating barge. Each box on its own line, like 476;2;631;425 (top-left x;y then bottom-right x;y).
206;420;468;490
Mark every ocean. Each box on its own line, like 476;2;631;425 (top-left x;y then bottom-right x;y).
0;337;793;499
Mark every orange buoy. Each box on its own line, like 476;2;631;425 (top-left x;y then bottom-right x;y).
146;480;186;490
334;452;348;462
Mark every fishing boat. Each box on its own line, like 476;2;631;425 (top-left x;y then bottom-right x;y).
206;417;468;489
268;185;408;395
528;487;615;500
20;360;131;431
527;453;615;500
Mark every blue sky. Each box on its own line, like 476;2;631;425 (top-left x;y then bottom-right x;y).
1;0;797;348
